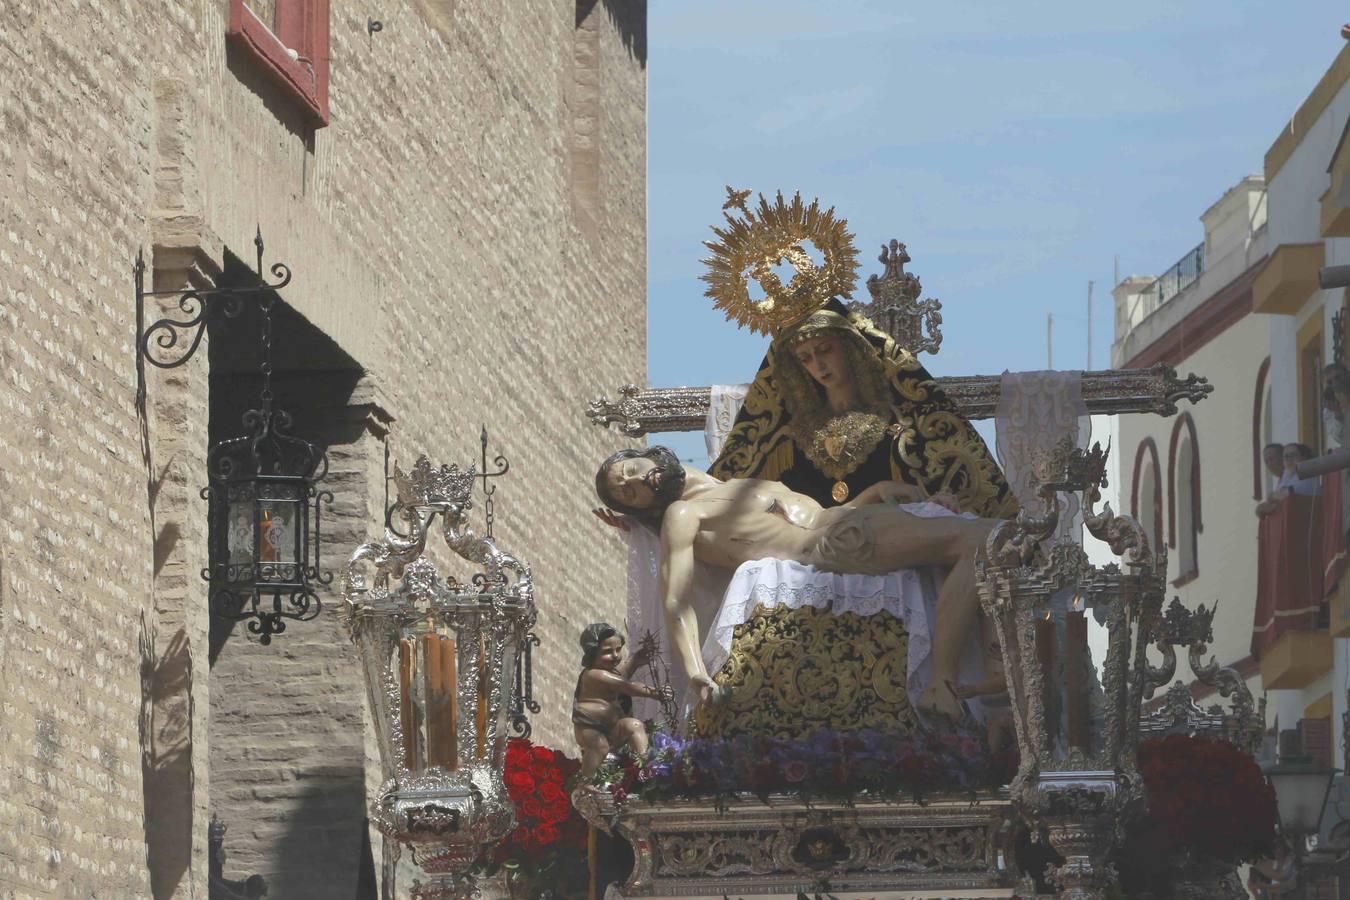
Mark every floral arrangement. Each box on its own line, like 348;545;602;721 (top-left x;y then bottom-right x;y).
1134;733;1277;863
597;726;1001;804
483;738;589;898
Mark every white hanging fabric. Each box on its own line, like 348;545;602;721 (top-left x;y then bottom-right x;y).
995;370;1091;545
704;383;750;460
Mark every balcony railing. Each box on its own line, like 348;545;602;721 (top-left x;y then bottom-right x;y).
1154;241;1205;305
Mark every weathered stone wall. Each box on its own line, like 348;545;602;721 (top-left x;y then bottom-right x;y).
0;0;645;895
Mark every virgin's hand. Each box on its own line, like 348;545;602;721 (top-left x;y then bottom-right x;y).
592;507;631;532
689;674;716;704
929;491;960;513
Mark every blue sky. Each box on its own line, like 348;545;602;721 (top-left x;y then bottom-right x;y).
645;1;1348;465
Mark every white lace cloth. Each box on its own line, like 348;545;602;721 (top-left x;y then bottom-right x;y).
704;560;934;680
705;383;751;460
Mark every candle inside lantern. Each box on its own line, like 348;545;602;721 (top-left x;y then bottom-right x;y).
259;508;276;563
423;632;442;768
1035;609;1058;747
1066;594;1089;751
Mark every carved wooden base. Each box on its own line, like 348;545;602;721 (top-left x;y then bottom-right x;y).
602;792;1017;898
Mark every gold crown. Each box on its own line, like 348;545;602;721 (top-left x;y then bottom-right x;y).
701;189;859;336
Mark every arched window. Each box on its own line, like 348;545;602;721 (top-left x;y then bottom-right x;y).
1252;356;1272;500
1131;437;1164;559
1169;413;1201;584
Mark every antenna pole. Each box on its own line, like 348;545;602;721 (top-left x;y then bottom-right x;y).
1048;312;1054;369
1087;281;1094;370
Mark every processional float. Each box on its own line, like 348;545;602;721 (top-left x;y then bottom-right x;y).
579;191;1255;899
337;188;1248;899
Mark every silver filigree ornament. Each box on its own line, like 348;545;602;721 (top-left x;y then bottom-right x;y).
342;453;536;900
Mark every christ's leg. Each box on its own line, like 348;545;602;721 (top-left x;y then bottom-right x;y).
810;507;995;720
916;529;987;720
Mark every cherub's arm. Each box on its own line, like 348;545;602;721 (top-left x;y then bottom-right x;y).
584;667;668;700
659;503;711;696
616;641;651;679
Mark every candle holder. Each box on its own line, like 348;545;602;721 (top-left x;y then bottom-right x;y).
976;439;1166;899
341;455;535;900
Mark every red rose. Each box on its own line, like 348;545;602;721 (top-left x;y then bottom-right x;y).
522;796;544;820
546;797;573;822
532;822;560;846
531;745;555;765
539;780;565;804
505;769;536;801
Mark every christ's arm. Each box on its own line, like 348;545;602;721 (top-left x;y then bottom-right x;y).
658;502;712;698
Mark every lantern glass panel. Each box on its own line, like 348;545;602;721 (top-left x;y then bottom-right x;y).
1267;766;1337;836
226;498;255;567
395;623;467;775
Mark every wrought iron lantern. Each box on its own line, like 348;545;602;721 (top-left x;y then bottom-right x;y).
976;440;1168;899
201;366;331;644
136;230;331;644
342;454;535;900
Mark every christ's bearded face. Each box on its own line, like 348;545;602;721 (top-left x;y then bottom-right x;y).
595;446;687;519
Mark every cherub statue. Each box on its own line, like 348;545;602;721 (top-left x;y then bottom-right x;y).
573;622;674;779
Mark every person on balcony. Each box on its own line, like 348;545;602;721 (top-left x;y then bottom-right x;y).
1257;443;1319;517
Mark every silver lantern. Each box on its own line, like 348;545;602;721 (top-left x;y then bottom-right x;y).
976;440;1166;900
342;455;535;899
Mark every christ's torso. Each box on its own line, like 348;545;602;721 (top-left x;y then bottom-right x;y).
670;477;854;568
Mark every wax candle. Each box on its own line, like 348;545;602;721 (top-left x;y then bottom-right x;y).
423;633;442;769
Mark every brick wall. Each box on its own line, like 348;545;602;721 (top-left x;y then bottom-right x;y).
0;0;645;895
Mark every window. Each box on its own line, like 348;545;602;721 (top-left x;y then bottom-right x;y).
1169;413;1201;585
1131;437;1163;558
227;0;330;128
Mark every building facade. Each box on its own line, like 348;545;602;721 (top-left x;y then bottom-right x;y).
1114;41;1350;863
0;1;646;896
